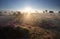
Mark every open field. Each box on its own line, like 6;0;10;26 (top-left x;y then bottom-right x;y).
0;13;60;39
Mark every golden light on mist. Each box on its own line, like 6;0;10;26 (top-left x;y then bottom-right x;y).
20;6;43;24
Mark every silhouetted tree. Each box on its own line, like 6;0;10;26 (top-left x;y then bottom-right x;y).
13;12;17;16
49;11;54;13
58;11;60;13
17;11;21;15
0;11;2;16
4;11;7;13
0;11;1;13
43;11;45;13
45;10;48;13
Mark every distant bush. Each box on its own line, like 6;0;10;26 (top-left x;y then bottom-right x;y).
49;11;54;13
0;11;2;16
58;11;60;13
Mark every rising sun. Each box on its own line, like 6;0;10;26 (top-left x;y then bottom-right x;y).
22;6;35;13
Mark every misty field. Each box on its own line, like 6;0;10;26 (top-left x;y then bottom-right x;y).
0;13;60;39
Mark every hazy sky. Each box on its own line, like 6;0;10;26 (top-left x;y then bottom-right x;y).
0;0;60;11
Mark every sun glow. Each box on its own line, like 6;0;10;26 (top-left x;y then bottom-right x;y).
22;7;35;13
